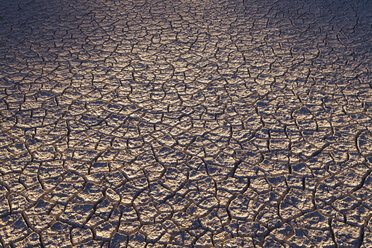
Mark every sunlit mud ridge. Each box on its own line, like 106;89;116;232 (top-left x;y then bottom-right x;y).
0;0;371;247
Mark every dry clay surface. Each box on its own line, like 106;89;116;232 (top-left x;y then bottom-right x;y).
0;0;371;247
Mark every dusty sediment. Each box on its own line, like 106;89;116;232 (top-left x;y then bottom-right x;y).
0;0;371;247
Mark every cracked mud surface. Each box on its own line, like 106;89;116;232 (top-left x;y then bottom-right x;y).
0;0;371;247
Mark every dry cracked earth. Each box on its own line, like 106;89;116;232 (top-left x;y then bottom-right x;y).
0;0;371;247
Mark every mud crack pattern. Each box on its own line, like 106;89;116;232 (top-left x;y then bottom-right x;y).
0;0;371;247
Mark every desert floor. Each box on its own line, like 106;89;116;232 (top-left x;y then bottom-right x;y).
0;0;371;247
